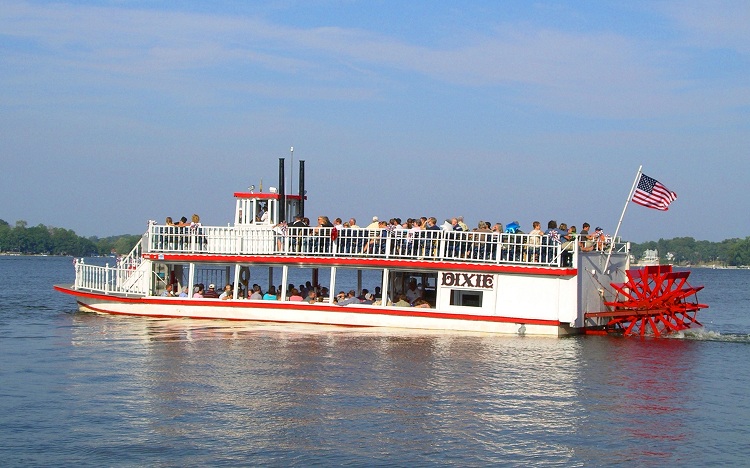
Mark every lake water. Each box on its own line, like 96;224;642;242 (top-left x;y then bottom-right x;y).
1;256;749;466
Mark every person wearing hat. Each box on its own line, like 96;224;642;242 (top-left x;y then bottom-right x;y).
203;283;219;298
366;216;380;230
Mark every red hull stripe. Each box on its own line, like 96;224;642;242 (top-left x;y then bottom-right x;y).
140;254;577;277
77;301;373;327
56;285;561;327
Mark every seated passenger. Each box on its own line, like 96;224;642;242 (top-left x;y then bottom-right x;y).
249;284;263;300
161;283;175;297
306;290;318;303
394;294;411;307
219;284;233;300
413;298;431;308
337;290;361;306
579;223;594;252
289;288;304;301
203;283;220;298
263;285;278;300
405;280;421;303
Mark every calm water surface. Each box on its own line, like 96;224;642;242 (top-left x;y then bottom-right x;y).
1;256;749;466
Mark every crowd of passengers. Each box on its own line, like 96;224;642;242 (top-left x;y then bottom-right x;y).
154;214;610;266
271;215;610;263
159;280;431;308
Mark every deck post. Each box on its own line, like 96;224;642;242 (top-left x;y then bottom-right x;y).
380;268;390;306
188;263;195;298
281;265;289;301
329;266;337;304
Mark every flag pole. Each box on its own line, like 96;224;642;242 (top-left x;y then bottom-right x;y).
604;165;642;272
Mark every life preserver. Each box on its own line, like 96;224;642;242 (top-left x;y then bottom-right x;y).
239;266;250;288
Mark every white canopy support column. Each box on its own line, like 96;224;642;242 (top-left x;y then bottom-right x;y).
188;263;195;298
328;266;337;304
380;269;390;306
233;265;241;299
281;265;289;300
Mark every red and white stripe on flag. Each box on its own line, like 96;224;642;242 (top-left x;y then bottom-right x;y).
631;173;677;211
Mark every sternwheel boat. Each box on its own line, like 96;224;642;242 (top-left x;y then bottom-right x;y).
55;159;707;337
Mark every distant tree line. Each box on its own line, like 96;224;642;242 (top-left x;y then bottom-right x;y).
631;237;750;267
0;219;141;257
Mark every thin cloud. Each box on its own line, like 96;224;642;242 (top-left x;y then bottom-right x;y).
4;1;746;121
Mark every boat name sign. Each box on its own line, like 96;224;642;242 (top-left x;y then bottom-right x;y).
441;272;494;289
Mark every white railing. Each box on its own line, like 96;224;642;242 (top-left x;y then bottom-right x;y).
74;258;149;295
143;224;627;268
73;227;628;295
118;234;144;268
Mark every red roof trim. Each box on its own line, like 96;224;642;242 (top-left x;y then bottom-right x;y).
233;193;305;200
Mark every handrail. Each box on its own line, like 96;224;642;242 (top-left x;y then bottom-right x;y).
74;226;628;295
73;258;148;295
145;224;627;267
116;232;145;270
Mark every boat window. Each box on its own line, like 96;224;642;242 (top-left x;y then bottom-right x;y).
389;270;438;304
449;290;483;307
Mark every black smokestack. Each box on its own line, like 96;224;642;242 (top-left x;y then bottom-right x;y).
278;157;285;223
298;160;305;218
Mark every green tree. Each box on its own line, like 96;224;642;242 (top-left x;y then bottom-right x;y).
24;224;53;254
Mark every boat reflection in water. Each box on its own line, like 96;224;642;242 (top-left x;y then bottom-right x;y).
66;313;699;465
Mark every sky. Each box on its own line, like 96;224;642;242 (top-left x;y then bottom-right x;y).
1;1;748;242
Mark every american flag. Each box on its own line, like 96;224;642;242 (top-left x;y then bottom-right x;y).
631;173;677;211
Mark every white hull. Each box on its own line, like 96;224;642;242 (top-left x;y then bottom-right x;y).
59;287;573;336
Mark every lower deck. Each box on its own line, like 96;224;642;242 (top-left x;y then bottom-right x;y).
56;283;578;336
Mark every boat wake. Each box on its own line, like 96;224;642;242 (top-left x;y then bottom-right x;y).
668;328;750;343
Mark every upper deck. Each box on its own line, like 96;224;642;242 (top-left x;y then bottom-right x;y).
142;223;627;270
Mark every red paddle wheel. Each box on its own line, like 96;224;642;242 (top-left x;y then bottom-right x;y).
587;265;708;337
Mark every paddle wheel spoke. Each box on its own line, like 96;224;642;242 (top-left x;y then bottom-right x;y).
600;265;708;337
